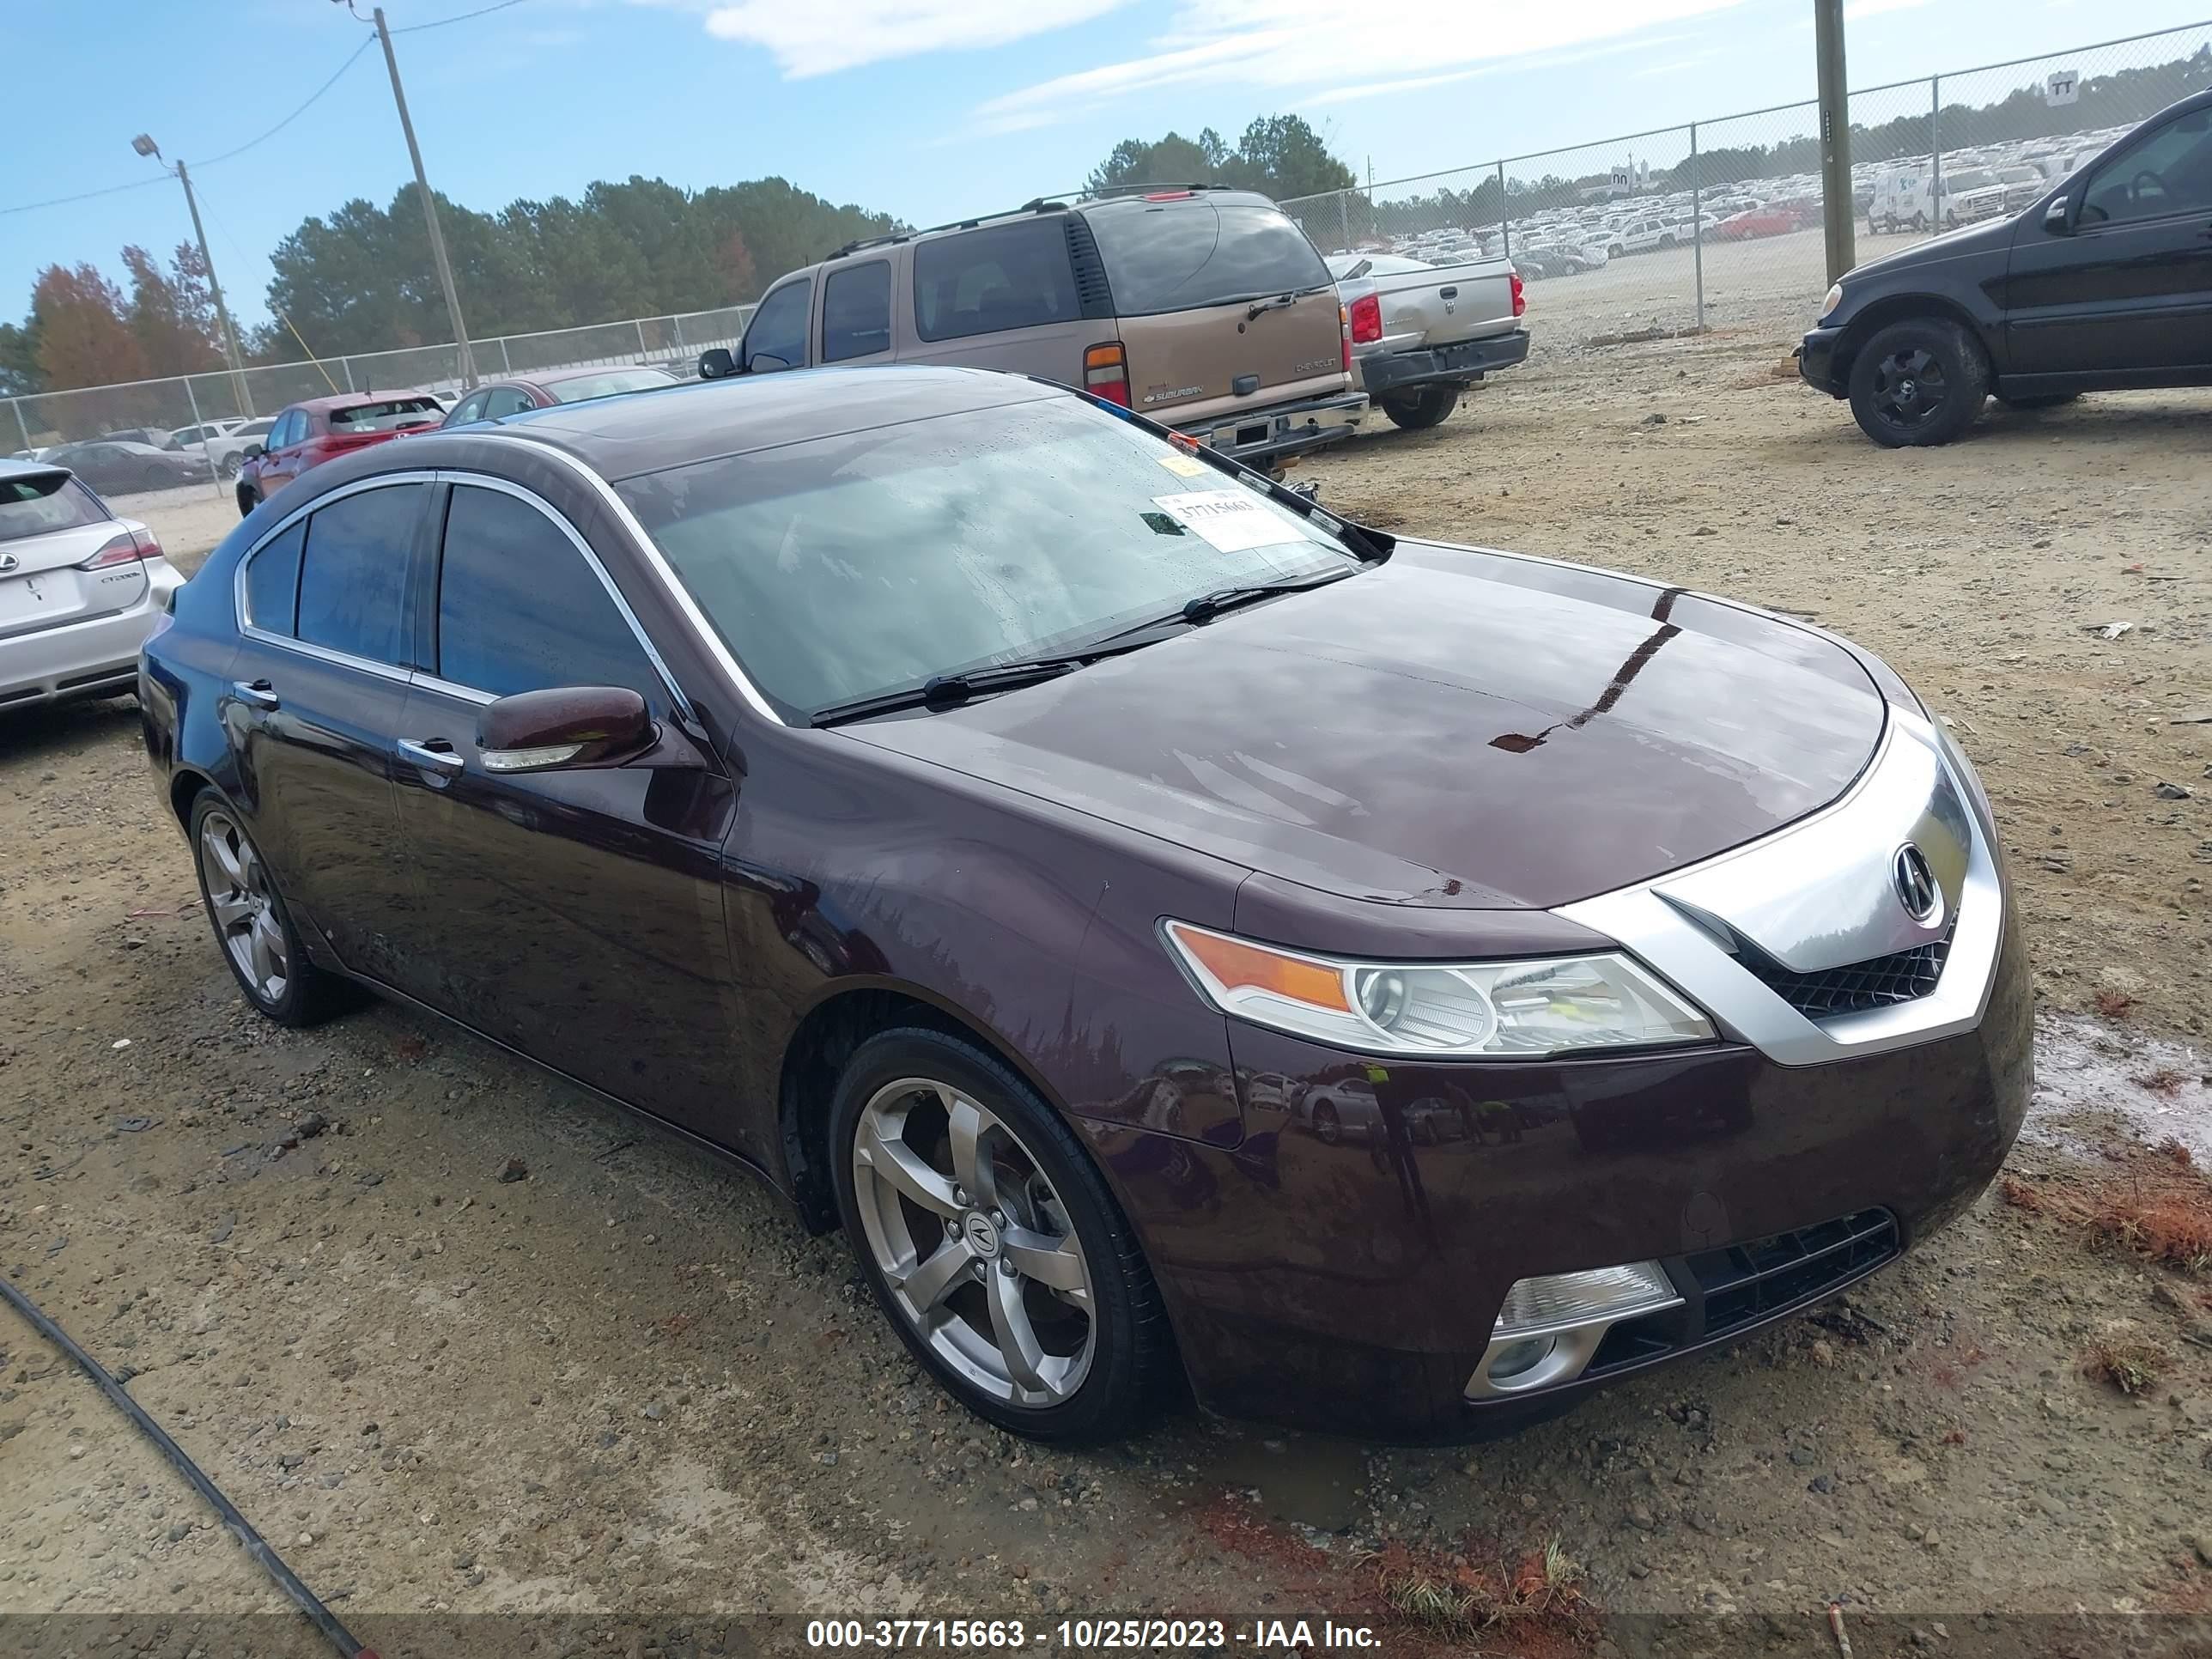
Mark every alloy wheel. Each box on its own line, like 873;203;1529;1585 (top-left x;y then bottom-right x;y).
198;809;289;1004
850;1077;1096;1408
1869;347;1948;434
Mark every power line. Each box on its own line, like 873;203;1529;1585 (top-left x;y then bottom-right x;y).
393;0;535;33
198;37;378;169
0;176;169;219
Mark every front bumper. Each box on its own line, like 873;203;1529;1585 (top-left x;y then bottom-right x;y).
1799;324;1846;395
1174;392;1369;465
1358;327;1531;396
1096;709;2031;1441
0;561;181;710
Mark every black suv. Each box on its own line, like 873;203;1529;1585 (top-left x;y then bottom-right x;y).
1801;88;2212;447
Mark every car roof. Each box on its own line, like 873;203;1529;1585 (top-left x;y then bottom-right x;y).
412;364;1068;483
0;457;71;485
283;391;441;412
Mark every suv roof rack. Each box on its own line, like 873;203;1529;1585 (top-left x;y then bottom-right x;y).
1078;181;1227;199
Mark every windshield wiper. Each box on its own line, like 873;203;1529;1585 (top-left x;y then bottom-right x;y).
1246;291;1297;321
812;659;1085;727
1085;568;1359;650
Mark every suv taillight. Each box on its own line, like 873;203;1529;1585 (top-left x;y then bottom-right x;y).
79;526;161;569
1510;270;1526;318
1084;341;1130;407
1348;294;1382;345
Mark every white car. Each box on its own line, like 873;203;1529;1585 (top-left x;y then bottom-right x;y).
169;416;276;480
0;458;183;708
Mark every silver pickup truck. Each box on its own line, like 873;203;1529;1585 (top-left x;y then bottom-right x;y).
1327;252;1530;429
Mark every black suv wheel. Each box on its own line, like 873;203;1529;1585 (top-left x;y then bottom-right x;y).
1379;386;1461;431
1846;318;1988;448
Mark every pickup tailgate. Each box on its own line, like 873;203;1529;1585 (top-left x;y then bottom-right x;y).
1366;256;1517;352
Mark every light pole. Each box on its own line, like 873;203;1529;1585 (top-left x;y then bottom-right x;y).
132;134;253;417
368;6;478;387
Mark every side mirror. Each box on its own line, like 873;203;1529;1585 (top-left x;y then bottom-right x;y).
478;685;652;775
698;346;737;380
2043;196;2071;234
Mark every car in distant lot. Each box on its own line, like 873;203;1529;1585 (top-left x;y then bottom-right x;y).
1;457;181;709
98;426;180;452
42;440;212;495
1716;204;1806;240
235;393;443;516
144;363;2026;1443
699;185;1366;471
1325;252;1528;429
1803;88;2212;447
172;417;277;479
439;364;681;427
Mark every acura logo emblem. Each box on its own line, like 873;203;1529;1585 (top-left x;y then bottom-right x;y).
1892;843;1941;923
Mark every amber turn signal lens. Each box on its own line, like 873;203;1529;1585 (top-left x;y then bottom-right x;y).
1166;923;1350;1012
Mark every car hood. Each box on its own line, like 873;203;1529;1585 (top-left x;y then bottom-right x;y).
844;541;1889;911
1848;214;2013;280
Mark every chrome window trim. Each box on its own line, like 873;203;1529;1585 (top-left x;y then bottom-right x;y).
232;471;435;685
468;431;784;726
410;672;493;707
434;471;697;722
1555;708;2005;1069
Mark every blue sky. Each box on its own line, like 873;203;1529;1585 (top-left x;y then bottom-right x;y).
5;0;2201;331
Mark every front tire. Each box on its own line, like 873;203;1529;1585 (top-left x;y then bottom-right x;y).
189;792;351;1026
236;483;260;519
1846;317;1989;448
1380;385;1461;430
830;1028;1171;1442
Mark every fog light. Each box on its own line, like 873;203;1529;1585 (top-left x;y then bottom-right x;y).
1493;1261;1678;1337
1485;1335;1555;1382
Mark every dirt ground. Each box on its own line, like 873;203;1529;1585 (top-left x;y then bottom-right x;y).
4;328;2210;1656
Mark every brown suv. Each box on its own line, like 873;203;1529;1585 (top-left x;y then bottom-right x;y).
701;186;1368;468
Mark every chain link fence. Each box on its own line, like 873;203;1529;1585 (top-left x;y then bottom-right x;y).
1283;18;2212;349
4;302;755;500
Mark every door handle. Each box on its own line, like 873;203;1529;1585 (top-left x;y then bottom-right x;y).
397;738;465;779
231;679;279;711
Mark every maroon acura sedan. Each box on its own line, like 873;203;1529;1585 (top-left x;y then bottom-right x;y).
139;367;2028;1443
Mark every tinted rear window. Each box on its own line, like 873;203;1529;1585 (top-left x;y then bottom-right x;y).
328;398;441;433
1085;199;1332;316
0;472;109;542
913;220;1079;342
296;483;426;665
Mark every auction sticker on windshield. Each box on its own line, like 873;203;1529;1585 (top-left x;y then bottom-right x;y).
1152;489;1301;554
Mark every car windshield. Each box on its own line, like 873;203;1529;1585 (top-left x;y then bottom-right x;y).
1086;199;1333;315
328;397;441;433
0;471;110;542
1949;169;1996;190
550;368;677;404
617;394;1362;721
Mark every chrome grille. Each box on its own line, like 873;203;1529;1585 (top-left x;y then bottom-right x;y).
1738;925;1954;1020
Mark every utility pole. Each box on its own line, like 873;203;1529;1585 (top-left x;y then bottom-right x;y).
1814;0;1856;282
372;6;477;387
132;136;252;416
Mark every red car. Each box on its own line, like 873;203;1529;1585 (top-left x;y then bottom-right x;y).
234;392;444;518
1717;204;1807;240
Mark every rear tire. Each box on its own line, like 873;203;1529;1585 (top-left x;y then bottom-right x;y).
217;454;242;479
830;1028;1172;1443
1380;385;1461;430
1846;317;1988;448
188;791;353;1027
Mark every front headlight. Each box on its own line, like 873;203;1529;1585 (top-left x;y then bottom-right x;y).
1820;283;1844;321
1162;921;1714;1059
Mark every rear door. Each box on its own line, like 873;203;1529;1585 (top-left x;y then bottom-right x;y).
2002;105;2212;382
819;258;896;366
0;471;143;644
897;218;1103;382
225;478;428;984
258;411;311;495
1085;195;1346;427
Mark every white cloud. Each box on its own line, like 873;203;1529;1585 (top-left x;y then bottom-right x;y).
972;0;1751;132
695;0;1136;77
1844;0;1931;15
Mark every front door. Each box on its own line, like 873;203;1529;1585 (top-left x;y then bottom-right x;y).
2004;105;2212;383
389;477;744;1144
225;478;432;985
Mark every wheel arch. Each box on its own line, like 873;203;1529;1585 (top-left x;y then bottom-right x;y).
775;980;1079;1235
1833;294;1991;387
169;766;220;831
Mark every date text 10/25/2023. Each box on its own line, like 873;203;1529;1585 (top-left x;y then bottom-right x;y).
805;1619;1382;1650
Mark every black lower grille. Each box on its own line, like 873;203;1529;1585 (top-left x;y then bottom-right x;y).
1741;927;1953;1019
1686;1207;1899;1337
1582;1208;1899;1378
